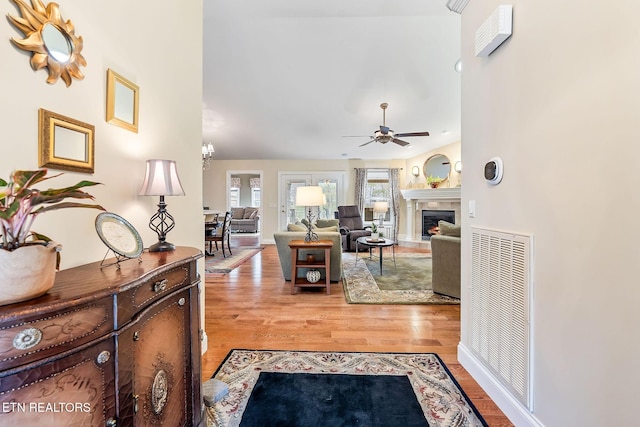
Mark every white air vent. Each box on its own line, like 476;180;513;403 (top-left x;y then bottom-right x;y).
469;226;532;409
475;5;513;57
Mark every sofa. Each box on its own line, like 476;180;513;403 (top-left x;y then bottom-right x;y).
273;230;343;282
229;207;260;232
430;220;461;298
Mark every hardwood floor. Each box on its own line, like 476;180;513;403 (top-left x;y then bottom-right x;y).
202;236;513;426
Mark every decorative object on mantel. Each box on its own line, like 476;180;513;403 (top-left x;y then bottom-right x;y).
95;212;144;269
0;169;104;305
8;0;86;87
411;166;420;178
138;159;185;252
426;175;444;188
295;186;325;242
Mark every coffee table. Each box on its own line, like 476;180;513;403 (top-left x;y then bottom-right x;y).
355;236;396;275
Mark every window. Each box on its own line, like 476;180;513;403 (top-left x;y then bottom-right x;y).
364;169;391;223
229;187;240;208
251;188;261;207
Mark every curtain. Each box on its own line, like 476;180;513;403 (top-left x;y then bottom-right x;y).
389;168;400;243
354;168;367;213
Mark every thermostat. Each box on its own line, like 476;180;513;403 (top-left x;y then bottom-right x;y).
484;157;503;184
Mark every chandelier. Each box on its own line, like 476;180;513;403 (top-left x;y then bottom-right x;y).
202;142;214;169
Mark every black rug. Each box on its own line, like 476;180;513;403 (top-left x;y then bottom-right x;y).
206;350;488;427
241;372;427;427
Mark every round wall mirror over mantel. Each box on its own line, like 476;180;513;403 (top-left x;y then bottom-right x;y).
423;154;451;186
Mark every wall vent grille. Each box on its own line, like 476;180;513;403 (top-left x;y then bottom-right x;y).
470;226;532;409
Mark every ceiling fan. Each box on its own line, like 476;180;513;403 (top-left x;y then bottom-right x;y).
355;103;430;147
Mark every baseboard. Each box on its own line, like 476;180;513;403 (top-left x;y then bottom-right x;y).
262;238;275;245
201;331;208;355
457;343;544;427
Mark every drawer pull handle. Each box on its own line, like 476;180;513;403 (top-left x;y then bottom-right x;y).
133;394;139;414
106;417;117;427
178;297;186;306
96;351;111;365
153;279;168;293
133;331;140;341
13;327;42;350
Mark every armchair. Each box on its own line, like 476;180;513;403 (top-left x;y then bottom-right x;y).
337;205;371;252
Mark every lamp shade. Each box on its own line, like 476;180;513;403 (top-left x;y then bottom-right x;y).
296;186;324;206
373;201;389;213
138;159;185;196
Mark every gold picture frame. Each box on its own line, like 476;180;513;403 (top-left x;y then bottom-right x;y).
38;109;95;173
106;69;139;133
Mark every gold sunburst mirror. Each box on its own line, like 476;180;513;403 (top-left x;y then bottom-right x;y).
7;0;86;87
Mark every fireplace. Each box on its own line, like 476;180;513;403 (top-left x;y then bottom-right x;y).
422;210;455;240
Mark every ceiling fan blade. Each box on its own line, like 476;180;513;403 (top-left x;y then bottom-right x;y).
358;139;375;147
392;138;410;147
394;131;430;138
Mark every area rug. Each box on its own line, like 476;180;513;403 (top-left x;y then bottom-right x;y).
206;349;487;427
205;247;263;275
342;252;460;305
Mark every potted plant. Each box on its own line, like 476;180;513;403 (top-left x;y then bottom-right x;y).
426;175;444;188
0;169;104;305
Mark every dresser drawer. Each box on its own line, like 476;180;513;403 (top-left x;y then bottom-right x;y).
117;263;195;328
0;296;113;371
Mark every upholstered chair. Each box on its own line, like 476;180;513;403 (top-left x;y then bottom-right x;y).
337;205;372;252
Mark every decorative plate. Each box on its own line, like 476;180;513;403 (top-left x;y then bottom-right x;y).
95;212;143;258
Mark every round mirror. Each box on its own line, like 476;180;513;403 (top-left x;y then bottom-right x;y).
423;154;451;182
41;23;72;63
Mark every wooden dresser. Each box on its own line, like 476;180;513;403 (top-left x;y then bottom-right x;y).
0;247;204;427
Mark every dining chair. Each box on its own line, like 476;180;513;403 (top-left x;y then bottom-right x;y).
205;211;233;258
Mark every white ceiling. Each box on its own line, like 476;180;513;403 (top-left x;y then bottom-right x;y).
203;1;461;160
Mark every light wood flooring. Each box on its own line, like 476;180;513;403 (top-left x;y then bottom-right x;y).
202;234;513;426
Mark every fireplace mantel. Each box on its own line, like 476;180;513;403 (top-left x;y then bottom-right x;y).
399;187;461;243
400;187;461;201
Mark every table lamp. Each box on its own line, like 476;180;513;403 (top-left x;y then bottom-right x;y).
295;186;325;242
373;201;389;228
138;159;185;252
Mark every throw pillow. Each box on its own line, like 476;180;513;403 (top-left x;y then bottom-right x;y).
243;207;258;219
231;207;245;219
301;218;310;227
438;220;461;237
316;219;339;228
249;210;258;219
287;223;307;232
313;225;338;232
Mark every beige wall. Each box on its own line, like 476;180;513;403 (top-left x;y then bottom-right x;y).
460;2;639;426
204;159;406;241
0;1;204;269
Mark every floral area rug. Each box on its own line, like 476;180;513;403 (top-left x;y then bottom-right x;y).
342;252;460;304
205;247;262;276
206;350;487;427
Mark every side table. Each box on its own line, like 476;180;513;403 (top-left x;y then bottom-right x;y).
288;240;333;295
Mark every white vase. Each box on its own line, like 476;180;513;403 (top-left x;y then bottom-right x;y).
0;242;61;306
371;232;380;241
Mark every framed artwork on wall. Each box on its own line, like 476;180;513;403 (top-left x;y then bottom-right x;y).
106;69;139;133
38;109;95;173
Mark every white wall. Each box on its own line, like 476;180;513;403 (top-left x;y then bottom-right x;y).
0;0;204;269
459;2;640;426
